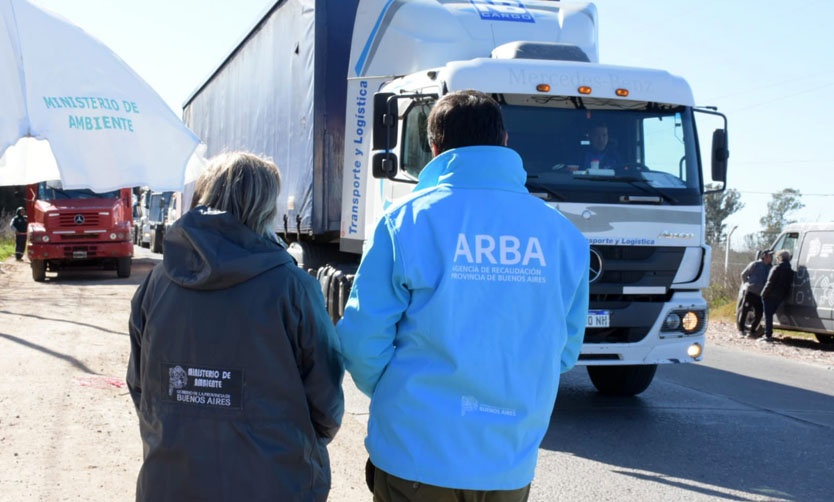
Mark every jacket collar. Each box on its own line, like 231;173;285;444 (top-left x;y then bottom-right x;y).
414;146;527;193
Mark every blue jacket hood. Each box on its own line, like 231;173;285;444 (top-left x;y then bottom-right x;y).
414;145;527;193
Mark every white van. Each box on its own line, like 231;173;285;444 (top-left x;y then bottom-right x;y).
769;222;834;343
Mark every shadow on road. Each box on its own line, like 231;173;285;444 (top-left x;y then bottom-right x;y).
542;364;833;501
36;257;159;286
777;334;834;352
0;332;99;375
0;310;125;336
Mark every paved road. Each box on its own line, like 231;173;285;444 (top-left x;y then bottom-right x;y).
527;348;834;501
3;247;832;501
336;329;834;501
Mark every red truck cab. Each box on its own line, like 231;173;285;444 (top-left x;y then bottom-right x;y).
25;181;134;282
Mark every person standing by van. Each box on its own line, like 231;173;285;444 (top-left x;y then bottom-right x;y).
760;250;795;343
736;250;773;337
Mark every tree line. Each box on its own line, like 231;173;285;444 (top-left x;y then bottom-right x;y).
0;186;26;214
705;185;805;251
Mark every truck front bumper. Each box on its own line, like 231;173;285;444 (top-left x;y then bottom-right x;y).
28;241;133;261
578;291;707;365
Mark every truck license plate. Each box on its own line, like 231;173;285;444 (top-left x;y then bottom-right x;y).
586;310;610;328
73;250;87;259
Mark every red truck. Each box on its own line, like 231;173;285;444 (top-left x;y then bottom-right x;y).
25;180;134;282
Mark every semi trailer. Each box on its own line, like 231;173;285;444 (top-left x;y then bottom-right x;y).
183;0;729;395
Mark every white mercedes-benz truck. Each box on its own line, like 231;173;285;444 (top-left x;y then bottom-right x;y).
184;0;729;395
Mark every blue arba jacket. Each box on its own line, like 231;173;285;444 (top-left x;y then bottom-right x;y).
337;146;589;490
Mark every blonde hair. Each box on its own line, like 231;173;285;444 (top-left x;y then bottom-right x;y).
196;152;281;238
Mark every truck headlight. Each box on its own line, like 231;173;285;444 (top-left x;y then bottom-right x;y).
661;309;705;335
681;312;700;332
662;313;681;330
110;233;117;240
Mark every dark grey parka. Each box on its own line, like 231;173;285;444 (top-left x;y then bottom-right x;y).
761;259;794;302
127;207;344;502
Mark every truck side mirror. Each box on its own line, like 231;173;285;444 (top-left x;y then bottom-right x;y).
372;152;399;179
373;93;398;151
711;129;728;183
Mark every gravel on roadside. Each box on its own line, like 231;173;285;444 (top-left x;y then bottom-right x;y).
707;319;834;370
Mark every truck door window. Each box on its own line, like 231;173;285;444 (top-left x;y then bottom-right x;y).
642;112;688;185
772;232;799;267
401;100;434;179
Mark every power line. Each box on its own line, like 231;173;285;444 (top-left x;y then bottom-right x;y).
732;160;830;165
725;82;834;113
736;191;834;197
704;71;834;103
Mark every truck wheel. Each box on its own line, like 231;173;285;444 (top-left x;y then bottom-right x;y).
151;228;164;254
587;364;657;396
316;263;358;324
117;257;131;278
815;334;834;344
31;260;46;282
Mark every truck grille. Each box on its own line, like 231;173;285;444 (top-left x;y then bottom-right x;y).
585;246;685;344
59;212;102;227
59;234;103;241
590;246;684;295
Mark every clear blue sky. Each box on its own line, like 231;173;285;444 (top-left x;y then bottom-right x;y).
30;0;834;248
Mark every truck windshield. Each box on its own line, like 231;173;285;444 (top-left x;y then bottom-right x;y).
148;193;172;221
38;180;120;201
399;95;704;205
501;98;702;205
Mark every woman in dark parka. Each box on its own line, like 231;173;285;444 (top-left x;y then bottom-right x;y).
127;152;344;501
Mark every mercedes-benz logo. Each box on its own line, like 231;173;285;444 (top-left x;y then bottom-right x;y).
589;248;603;283
74;214;85;225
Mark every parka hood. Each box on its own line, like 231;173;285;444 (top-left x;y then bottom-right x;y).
162;206;293;290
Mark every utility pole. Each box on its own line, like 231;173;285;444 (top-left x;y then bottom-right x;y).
724;225;738;285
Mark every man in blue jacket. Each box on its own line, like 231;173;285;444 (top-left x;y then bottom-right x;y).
337;90;589;501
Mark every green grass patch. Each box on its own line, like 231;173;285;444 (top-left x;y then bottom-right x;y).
710;299;737;321
0;238;14;261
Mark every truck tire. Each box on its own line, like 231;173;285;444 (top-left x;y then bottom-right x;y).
150;227;163;254
587;364;657;396
337;272;356;319
117;257;131;278
31;260;46;282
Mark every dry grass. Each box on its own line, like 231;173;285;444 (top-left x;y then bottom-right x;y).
0;211;14;261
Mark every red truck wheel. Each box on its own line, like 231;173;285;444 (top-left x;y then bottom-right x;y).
31;260;46;282
117;257;131;278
